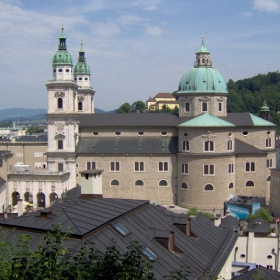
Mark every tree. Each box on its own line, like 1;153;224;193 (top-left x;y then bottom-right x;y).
247;207;272;222
116;103;131;113
0;122;12;128
25;127;44;135
131;101;145;113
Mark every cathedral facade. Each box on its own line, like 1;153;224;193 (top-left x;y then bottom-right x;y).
3;29;276;211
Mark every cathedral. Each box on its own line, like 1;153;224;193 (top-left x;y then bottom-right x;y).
1;28;276;211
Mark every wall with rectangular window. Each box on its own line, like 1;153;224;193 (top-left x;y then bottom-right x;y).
201;102;208;112
135;162;144;171
181;163;188;174
110;162;120;171
159;162;168;172
57;140;63;150
228;163;234;174
204;141;214;152
245;162;255;172
87;162;96;170
203;164;214;175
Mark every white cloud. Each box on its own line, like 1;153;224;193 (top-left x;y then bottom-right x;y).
117;14;144;26
253;0;280;13
90;22;121;37
146;25;163;35
145;4;158;11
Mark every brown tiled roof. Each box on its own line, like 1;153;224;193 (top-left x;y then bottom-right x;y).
154;92;174;99
146;98;156;102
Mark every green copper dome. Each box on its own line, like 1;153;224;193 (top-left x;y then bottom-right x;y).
178;67;228;94
74;44;90;75
178;38;228;95
52;27;73;66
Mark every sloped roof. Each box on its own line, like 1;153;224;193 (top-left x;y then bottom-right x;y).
250;113;276;127
76;136;178;154
220;215;239;230
0;198;238;279
154;93;174;99
246;217;270;233
178;113;235;127
233;266;280;279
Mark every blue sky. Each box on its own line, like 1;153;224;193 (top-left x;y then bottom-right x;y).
0;0;280;111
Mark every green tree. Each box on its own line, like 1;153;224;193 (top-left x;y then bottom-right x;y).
116;102;131;113
0;122;12;128
131;101;146;113
247;207;272;222
25;127;44;135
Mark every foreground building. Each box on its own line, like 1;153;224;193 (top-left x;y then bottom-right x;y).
0;29;276;211
0;193;237;279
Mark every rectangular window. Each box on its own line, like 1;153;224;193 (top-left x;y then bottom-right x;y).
58;163;64;172
110;162;120;171
203;164;214;175
185;102;190;112
159;162;168;172
227;140;233;151
181;163;188;174
87;162;96;170
266;138;272;148
218;102;222;112
183;141;189;151
135;162;144;171
228;163;234;174
204;141;214;152
245;162;255;172
58;140;63;150
267;159;273;168
34;152;44;157
202;102;208;112
15;153;23;157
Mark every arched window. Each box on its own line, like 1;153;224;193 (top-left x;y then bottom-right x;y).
78;101;83;111
37;192;45;207
111;180;119;186
229;182;234;189
159;180;168;187
204;184;214;191
204;141;214;151
267;176;271;182
182;182;188;189
12;191;20;206
183;140;189;151
246;181;254;187
49;192;58;203
135;180;144;186
57;98;63;109
227;140;233;151
24;191;33;203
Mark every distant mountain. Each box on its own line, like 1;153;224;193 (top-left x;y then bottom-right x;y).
0;108;115;124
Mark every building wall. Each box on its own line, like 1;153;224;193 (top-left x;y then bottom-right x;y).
76;154;177;205
234;234;278;270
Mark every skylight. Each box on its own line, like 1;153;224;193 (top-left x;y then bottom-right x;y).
112;222;130;237
141;247;158;261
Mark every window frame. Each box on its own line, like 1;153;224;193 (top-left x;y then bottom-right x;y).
227;140;233;151
218;102;222;112
203;164;215;175
228;163;234;174
182;140;190;152
204;141;214;152
201;102;208;112
245;162;255;172
185;102;190;112
86;162;96;170
181;163;188;174
110;162;120;172
135;162;144;172
158;162;168;172
265;138;272;148
57;140;63;150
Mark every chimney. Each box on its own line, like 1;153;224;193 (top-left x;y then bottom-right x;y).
186;218;198;238
17;199;23;217
80;170;103;199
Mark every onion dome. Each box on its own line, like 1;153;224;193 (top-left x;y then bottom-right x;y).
178;36;227;94
52;25;73;66
74;41;90;75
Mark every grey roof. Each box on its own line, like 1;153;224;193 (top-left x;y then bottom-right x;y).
220;215;239;230
78;113;180;127
222;113;254;126
76;136;178;154
0;197;238;279
0;176;6;188
233;266;280;279
235;139;267;155
195;212;214;224
16;135;47;142
246;217;270;233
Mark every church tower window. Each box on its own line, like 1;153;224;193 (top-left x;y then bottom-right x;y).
78;101;83;111
58;98;63;109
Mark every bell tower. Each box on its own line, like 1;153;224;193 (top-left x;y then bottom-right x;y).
45;26;79;191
